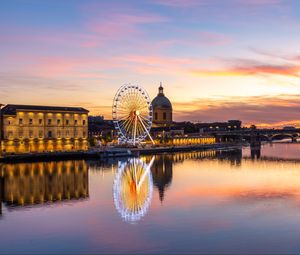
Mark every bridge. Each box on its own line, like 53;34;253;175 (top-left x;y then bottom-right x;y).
207;128;300;143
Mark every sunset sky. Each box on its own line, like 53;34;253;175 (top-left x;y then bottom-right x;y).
1;0;300;127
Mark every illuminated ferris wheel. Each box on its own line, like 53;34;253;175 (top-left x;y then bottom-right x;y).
113;157;155;223
112;83;154;145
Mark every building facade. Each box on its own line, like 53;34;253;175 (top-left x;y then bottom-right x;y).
151;83;173;127
0;105;89;154
196;120;242;132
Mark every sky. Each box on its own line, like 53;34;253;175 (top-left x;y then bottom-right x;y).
1;0;300;127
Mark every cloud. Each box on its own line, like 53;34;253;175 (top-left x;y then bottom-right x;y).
196;31;232;46
235;0;283;6
190;59;300;78
118;54;206;74
250;47;300;62
173;94;300;127
86;13;168;39
152;0;209;7
153;0;282;8
81;2;169;43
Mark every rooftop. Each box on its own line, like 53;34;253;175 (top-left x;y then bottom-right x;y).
1;104;89;115
151;83;172;109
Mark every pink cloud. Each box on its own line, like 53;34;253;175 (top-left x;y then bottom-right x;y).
196;31;232;46
85;13;168;40
173;94;300;127
153;0;209;7
235;0;283;6
190;58;300;78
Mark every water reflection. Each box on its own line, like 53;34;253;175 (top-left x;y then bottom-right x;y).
151;154;173;202
113;157;154;223
0;160;88;212
2;145;300;253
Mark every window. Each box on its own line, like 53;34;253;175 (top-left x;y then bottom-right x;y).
29;119;33;125
19;131;23;138
29;130;33;138
48;131;52;138
39;119;42;125
48;119;52;125
66;131;70;137
57;119;61;125
83;131;86;138
83;120;86;125
75;120;78;125
19;118;23;125
7;120;11;125
57;131;61;138
163;112;167;120
8;131;13;139
39;131;43;138
155;112;158;120
66;120;69;125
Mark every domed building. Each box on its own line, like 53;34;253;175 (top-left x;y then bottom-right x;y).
152;83;172;127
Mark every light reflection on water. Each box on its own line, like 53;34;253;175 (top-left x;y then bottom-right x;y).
1;143;300;253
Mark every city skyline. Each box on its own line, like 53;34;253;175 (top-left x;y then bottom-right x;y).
1;0;300;127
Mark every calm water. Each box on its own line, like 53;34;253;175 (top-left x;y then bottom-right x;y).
1;143;300;254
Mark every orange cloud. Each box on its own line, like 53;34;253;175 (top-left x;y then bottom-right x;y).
173;94;300;127
191;64;300;78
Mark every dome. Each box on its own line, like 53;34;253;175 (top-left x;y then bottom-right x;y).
151;84;172;109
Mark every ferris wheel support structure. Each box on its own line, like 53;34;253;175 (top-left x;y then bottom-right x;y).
137;115;155;145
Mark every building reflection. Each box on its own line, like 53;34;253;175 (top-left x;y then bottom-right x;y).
0;160;89;209
171;150;217;163
148;149;242;204
0;177;2;216
151;154;173;202
215;149;242;166
168;149;242;166
250;145;261;160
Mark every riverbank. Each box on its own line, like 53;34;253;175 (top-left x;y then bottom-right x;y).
0;142;245;163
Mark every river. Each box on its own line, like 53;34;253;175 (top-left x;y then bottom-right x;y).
0;143;300;254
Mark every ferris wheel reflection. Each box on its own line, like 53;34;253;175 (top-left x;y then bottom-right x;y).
113;157;155;223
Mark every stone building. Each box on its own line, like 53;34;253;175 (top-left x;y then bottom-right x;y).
0;104;89;154
152;83;172;127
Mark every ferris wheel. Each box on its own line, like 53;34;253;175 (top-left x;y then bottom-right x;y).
113;157;155;222
112;83;154;145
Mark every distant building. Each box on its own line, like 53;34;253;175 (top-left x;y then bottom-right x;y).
283;126;296;131
88;116;114;136
0;104;89;154
152;83;172;127
196;120;242;132
88;116;116;146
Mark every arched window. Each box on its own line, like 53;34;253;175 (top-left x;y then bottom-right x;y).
163;112;167;120
155;112;158;120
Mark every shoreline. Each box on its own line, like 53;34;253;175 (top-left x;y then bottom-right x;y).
0;143;245;163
